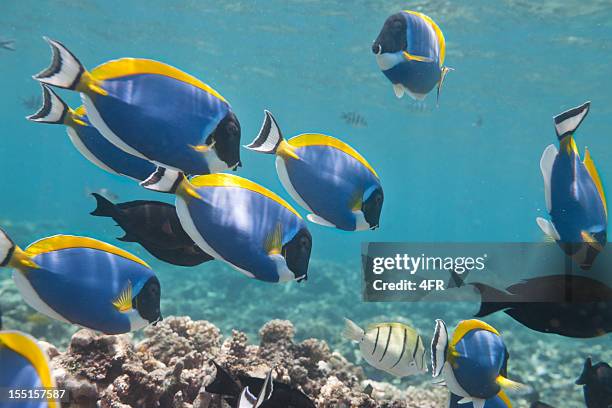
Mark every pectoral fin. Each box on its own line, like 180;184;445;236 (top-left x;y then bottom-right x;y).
112;280;133;313
583;147;607;218
190;140;216;153
496;375;527;392
581;231;604;252
402;51;434;63
264;224;283;255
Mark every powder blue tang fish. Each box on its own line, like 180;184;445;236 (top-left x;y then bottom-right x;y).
246;111;384;231
537;102;607;269
0;229;161;334
34;37;241;175
142;169;312;283
0;331;59;408
27;84;156;181
431;320;526;408
372;10;452;102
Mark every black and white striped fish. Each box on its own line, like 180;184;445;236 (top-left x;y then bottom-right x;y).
343;318;427;377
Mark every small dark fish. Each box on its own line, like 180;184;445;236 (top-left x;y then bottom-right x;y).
341;111;368;127
447;268;470;289
90;194;212;267
576;357;612;408
21;94;42;111
473;115;483;128
0;39;15;51
207;361;315;408
472;275;612;338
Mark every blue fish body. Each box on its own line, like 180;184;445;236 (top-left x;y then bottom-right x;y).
86;70;230;175
69;112;157;181
12;237;157;334
280;137;381;231
452;329;508;399
549;140;606;242
176;174;309;282
0;331;57;408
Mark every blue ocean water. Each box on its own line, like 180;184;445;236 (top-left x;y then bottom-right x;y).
1;1;612;407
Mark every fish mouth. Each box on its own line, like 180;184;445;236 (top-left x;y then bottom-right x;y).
372;43;382;55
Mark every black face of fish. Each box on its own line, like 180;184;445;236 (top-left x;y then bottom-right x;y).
372;13;407;55
283;228;312;281
212;111;242;170
134;277;162;323
362;188;384;229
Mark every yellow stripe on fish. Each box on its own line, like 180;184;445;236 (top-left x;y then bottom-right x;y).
450;319;500;347
90;58;227;103
0;331;58;408
189;173;302;218
583;147;607;218
25;235;150;268
403;10;446;66
289;134;379;179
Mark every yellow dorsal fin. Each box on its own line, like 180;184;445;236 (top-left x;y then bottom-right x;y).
189;174;302;218
451;319;500;346
112;280;133;312
90;58;226;103
0;331;58;408
24;235;150;269
265;223;283;255
289;134;379;179
583;147;607;217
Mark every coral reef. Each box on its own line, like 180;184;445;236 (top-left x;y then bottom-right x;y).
43;316;446;408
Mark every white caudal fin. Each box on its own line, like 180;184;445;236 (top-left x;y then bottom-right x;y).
237;387;257;408
342;318;365;342
255;369;274;407
471;398;485;408
26;84;68;124
393;83;405;98
33;37;86;90
0;228;15;267
553;101;590;140
245;110;284;154
141;167;184;194
540;144;558;213
307;214;336;228
431;319;448;378
536;217;560;241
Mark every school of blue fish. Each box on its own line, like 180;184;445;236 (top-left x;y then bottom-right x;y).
1;8;610;408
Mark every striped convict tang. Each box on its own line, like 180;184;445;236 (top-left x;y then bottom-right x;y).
343;318;427;377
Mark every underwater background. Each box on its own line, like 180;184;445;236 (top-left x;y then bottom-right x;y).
1;0;612;407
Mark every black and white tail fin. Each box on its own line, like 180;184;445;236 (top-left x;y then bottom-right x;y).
553;101;590;140
90;193;117;218
33;37;86;90
141;167;184;194
431;319;448;378
26;84;69;124
0;228;16;267
245;110;284;154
